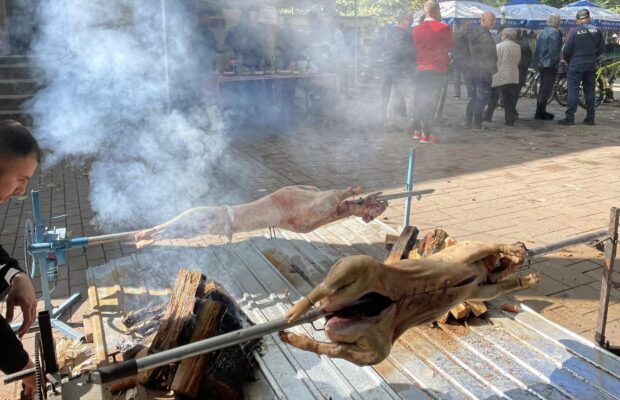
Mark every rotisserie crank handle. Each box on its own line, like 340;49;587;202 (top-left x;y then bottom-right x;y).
95;296;378;384
350;189;435;204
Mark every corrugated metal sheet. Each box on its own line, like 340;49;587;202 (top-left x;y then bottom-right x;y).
94;218;620;399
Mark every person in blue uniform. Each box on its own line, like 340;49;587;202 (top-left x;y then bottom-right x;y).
558;9;604;126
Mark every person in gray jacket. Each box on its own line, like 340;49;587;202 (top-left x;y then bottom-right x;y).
533;14;563;120
484;28;521;126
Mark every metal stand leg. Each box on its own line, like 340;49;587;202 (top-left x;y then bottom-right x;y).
11;289;84;341
595;207;619;355
403;148;415;229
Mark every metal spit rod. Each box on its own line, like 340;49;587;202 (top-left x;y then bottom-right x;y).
95;302;347;384
351;189;434;205
527;229;608;258
28;230;140;252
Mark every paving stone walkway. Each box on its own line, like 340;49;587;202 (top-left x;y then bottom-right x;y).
1;90;619;398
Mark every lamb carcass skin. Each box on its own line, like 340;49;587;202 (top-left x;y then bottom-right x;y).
135;185;387;248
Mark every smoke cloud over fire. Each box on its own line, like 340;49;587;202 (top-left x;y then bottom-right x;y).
28;0;228;231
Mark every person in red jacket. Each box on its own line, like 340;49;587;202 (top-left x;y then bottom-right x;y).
411;0;454;144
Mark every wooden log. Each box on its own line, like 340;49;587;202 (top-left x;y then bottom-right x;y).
171;282;228;398
384;234;400;253
449;303;470;320
465;301;488;317
138;269;206;386
385;226;419;264
437;312;450;324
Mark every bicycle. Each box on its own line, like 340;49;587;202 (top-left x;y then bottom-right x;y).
555;58;620;109
520;67;556;106
519;68;539;98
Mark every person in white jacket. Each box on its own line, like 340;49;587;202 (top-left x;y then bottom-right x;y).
483;28;521;126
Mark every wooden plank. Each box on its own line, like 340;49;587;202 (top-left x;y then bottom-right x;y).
86;267;108;363
385;234;399;253
385;226;419;265
385;234;400;246
82;312;94;343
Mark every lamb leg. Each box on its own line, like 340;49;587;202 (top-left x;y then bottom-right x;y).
278;332;380;366
429;242;526;266
468;272;540;301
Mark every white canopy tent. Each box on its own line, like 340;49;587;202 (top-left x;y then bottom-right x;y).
561;0;620;30
430;0;501;26
500;0;574;29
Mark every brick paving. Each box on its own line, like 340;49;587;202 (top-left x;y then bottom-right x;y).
1;90;620;397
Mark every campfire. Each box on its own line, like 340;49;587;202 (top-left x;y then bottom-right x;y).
120;269;261;399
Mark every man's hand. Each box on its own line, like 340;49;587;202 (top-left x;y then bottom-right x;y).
5;273;37;338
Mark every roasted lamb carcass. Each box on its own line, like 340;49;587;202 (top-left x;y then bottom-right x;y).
135;186;387;248
280;241;539;366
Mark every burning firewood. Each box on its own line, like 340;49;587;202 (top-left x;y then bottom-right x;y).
122;269;260;399
135;185;387;248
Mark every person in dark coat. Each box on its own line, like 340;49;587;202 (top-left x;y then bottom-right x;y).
464;12;497;131
517;30;533;90
384;14;417;133
532;14;563;120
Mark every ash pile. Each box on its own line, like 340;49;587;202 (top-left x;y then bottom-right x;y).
119;269;262;399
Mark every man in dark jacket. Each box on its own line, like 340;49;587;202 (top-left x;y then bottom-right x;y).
384;14;416;133
533;14;563;120
464;12;498;130
559;9;605;125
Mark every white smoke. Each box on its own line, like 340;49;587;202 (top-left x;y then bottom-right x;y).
28;0;228;230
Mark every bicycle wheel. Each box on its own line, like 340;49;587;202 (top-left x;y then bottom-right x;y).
519;69;537;98
554;76;568;106
578;77;605;109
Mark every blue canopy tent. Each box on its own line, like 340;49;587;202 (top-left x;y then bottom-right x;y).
561;0;620;30
501;0;574;29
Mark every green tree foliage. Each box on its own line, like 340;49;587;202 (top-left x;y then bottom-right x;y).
335;0;620;16
335;0;425;17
